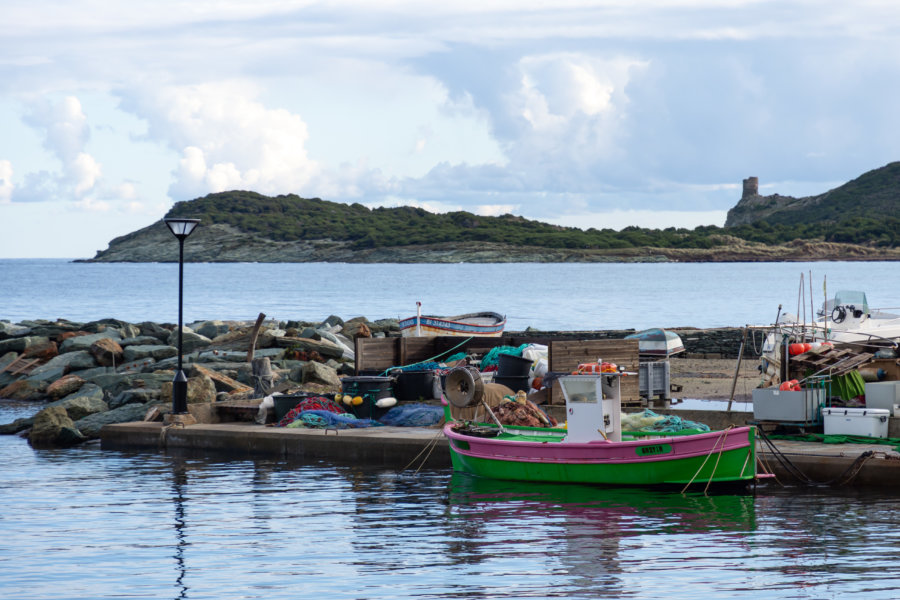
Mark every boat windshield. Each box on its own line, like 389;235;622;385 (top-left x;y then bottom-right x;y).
832;290;869;312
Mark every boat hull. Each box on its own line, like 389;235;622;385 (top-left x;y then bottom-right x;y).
399;312;506;337
444;424;757;486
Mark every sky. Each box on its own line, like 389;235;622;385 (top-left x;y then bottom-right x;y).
3;1;900;258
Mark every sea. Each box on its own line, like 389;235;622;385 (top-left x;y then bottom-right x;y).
3;259;900;599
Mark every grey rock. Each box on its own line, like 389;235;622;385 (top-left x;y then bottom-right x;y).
25;366;67;385
108;388;161;409
123;344;178;362
321;315;344;328
120;335;164;347
31;350;98;375
299;327;318;339
29;405;86;447
84;372;173;397
0;335;50;355
50;383;108;420
59;331;121;354
116;357;157;373
192;320;231;339
72;366;116;379
138;321;172;342
74;403;155;439
21;320;82;339
301;361;341;388
0;322;31;339
253;348;285;360
166;328;212;353
0;416;35;435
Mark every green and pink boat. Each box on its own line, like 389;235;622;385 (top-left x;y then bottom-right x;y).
442;369;764;489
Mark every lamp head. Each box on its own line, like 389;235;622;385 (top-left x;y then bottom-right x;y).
164;218;201;239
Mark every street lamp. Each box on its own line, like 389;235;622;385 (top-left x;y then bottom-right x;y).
164;217;200;420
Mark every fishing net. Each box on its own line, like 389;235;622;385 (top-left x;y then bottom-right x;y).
622;409;710;433
480;344;530;370
285;410;381;429
277;396;348;427
379;404;445;427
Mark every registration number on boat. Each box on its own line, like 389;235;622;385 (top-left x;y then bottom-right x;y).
635;444;672;457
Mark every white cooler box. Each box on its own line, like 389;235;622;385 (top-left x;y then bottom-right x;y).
823;407;890;438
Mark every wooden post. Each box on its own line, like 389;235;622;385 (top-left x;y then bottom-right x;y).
251;357;275;397
727;327;748;412
247;312;266;363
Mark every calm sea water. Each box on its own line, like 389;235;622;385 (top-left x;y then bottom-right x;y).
4;261;900;599
1;259;900;330
2;399;900;599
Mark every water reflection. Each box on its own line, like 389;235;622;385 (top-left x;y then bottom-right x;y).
171;462;188;599
445;474;758;595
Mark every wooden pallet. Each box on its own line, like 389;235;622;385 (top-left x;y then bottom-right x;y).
0;356;42;376
790;348;874;378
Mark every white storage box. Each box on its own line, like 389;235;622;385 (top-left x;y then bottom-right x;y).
823;407;890;438
865;381;900;416
753;388;824;422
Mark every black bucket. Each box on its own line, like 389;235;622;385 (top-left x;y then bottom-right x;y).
395;370;439;401
341;376;394;420
493;375;530;392
497;353;533;377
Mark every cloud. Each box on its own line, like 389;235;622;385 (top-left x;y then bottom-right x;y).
0;160;12;203
120;82;325;200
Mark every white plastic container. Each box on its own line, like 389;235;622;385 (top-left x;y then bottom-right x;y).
823;407;890;438
753;388;823;422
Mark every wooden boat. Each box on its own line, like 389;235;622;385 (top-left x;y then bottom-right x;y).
624;328;685;357
399;303;505;337
442;368;762;489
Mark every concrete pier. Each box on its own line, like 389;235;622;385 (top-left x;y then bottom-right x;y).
100;418;900;489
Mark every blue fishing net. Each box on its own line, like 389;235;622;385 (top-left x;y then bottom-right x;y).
379;404;445;427
285;410;382;429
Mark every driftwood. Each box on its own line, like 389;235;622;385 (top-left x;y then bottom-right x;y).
251;357;275;397
247;313;266;363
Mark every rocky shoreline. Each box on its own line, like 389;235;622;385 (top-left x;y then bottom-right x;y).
0;316;755;448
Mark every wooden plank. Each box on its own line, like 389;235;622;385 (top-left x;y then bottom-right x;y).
549;339;640;405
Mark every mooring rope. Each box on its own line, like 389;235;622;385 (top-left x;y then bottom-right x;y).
756;427;876;486
401;428;446;474
681;425;734;494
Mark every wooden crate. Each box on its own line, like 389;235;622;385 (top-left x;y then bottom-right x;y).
548;339;640;405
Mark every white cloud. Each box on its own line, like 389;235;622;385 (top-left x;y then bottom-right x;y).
124;82;323;200
0;160;12;203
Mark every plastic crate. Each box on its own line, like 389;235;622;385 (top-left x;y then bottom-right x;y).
639;361;670;399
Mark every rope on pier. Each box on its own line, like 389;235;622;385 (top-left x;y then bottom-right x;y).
757;428;875;486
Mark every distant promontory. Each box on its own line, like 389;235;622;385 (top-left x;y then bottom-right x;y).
83;164;900;263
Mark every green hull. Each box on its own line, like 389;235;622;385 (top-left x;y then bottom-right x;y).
449;446;755;486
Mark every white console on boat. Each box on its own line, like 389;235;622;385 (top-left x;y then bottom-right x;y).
558;373;622;443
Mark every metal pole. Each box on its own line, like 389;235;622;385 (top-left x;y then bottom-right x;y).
173;236;187;414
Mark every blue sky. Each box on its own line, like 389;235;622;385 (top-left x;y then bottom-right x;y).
2;1;900;258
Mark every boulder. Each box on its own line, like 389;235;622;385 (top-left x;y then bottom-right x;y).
0;378;47;400
52;383;108;420
191;364;253;395
0;335;51;355
138;321;172;342
46;374;85;400
25;319;83;339
317;330;355;360
344;320;372;340
90;337;124;367
120;335;166;347
192;320;231;340
301;361;342;388
274;336;345;360
22;339;59;361
59;331;121;354
167;328;212;353
0;321;31;340
123;344;178;362
108;388;161;409
74;402;154;439
29;405;87;448
160;374;217;405
85;372;173;397
321;315;344;328
25;365;67;385
116;357;156;373
31;350;98;375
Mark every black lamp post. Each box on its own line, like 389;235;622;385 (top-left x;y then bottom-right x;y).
164;217;200;416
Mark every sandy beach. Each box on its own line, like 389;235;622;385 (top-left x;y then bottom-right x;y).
668;356;761;401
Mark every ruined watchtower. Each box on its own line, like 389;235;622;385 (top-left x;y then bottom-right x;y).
742;177;759;198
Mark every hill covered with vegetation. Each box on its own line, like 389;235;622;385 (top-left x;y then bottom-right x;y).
87;164;900;263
